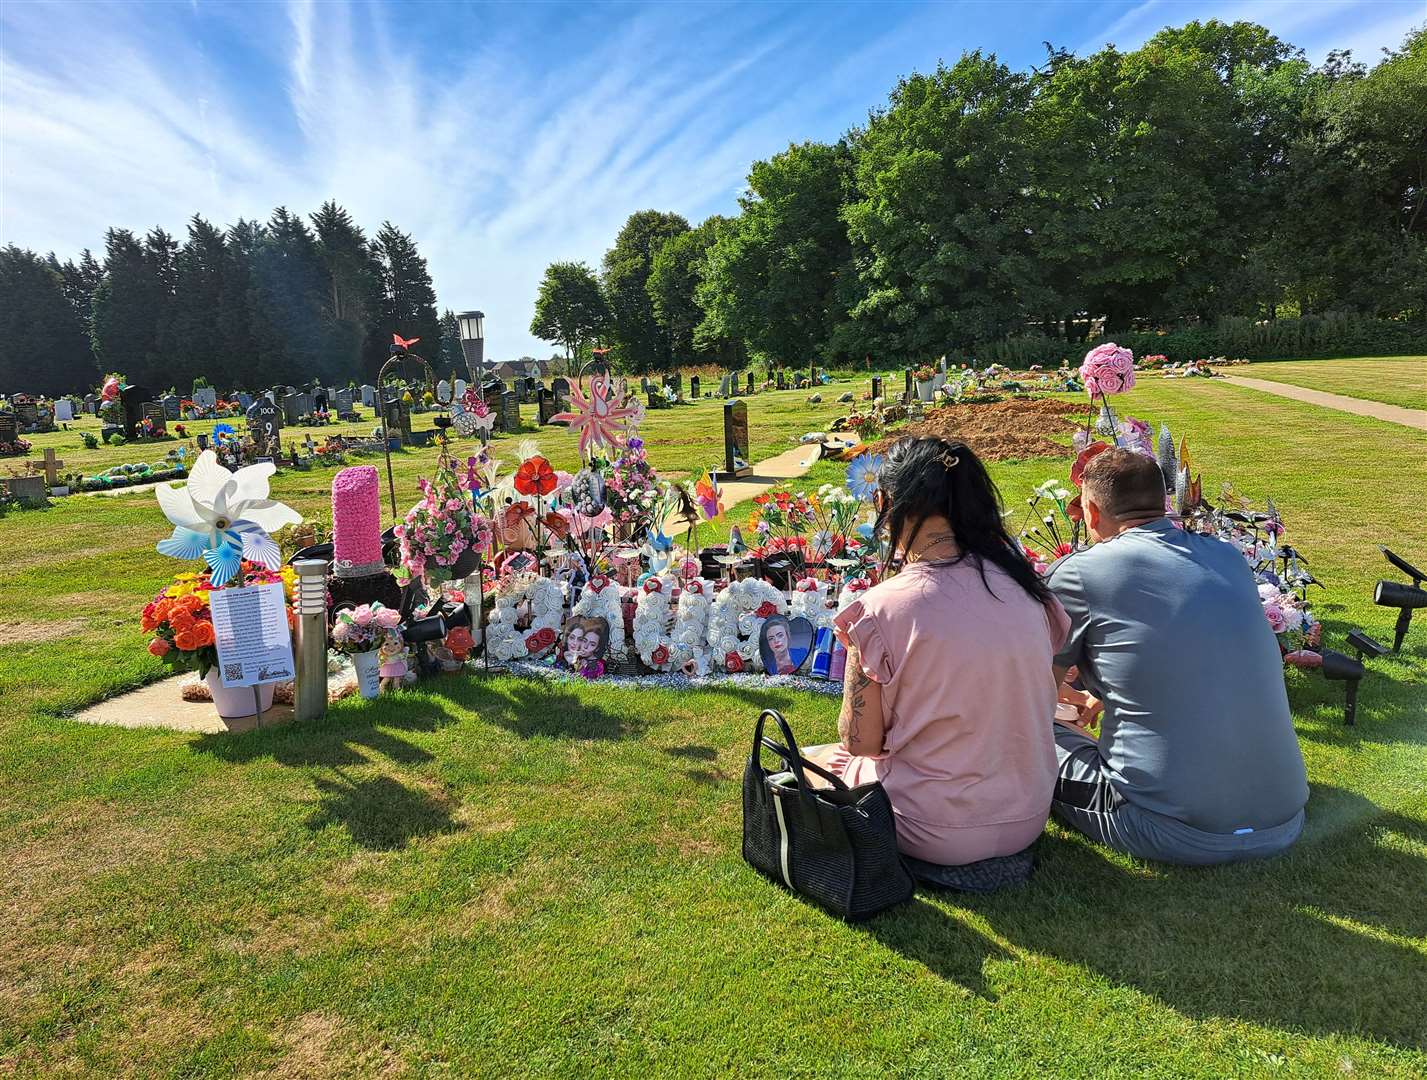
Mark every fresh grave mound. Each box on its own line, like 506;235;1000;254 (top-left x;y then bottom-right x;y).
872;398;1086;461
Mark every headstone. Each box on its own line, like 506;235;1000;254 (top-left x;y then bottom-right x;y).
526;376;540;399
482;378;504;407
436;379;451;404
454;378;467;401
552;377;571;410
15;399;40;432
248;400;283;442
193;387;217;412
745;371;755;395
721;400;752;479
871;376;883;401
54;399;74;423
640;377;651;395
689;375;700;399
538;388;558;426
118;385;152;439
500;390;521;434
142;402;167;438
333;387;354;415
33;447;65;486
360;384;376;407
794;374;807;390
718;374;731;398
668;372;682;399
282;393;303;425
236;391;253;412
776;370;786;391
0;414;17;445
904;369;914;404
158;393;180;420
82;394;97;415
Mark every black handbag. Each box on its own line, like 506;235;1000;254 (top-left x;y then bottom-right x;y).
742;709;914;920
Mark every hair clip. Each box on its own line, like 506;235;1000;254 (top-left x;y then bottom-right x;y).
939;451;961;470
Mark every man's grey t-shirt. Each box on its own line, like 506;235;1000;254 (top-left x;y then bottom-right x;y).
1047;519;1308;834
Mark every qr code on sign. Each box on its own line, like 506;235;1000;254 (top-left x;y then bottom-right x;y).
223;663;243;682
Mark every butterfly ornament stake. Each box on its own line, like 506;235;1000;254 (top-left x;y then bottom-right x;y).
155;451;301;585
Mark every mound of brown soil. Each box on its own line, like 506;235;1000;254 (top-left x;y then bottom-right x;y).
869;397;1087;462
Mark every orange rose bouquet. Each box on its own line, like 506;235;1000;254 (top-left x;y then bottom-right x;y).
141;563;295;677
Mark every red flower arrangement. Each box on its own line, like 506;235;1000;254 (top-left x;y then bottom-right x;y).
724;652;745;673
514;455;557;497
650;644;670;666
755;601;777;619
525;626;558;655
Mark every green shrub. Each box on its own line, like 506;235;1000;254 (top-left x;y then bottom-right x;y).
959;314;1427;368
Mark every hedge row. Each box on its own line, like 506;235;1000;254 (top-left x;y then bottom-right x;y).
958;314;1427;369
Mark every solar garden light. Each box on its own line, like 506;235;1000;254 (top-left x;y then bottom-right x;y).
1318;648;1366;727
294;558;330;722
1373;546;1427;652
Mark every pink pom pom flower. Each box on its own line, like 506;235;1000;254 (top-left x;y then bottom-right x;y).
1081;343;1136;397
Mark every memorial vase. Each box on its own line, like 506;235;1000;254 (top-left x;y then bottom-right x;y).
351;649;382;700
204;670;275;719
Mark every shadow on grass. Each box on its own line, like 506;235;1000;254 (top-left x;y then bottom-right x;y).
422;675;648;740
305;773;460;851
902;784;1427;1049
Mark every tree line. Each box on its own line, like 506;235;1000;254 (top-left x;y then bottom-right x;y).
0;202;464;397
531;20;1426;373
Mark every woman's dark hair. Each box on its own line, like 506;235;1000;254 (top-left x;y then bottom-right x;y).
874;437;1050;603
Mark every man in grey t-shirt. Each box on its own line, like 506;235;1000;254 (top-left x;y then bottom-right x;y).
1046;449;1308;865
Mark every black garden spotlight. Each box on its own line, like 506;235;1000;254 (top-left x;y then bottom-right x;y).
1373;546;1427;652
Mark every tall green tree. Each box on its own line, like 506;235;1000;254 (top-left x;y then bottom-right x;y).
169;215;230;392
371;222;442;377
844;56;1038;355
311;201;381;382
530;260;610;363
647;215;728;362
250;207;328;386
601;210;689;372
91;227;169;387
439;309;465;376
0;245;96;395
698;142;854;365
219;218;266;390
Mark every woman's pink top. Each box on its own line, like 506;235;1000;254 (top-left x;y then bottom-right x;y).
832;558;1070;865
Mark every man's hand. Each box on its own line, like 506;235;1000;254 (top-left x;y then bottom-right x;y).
1056;666;1102;733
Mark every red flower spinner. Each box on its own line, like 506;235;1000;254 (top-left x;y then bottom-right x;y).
514;456;557;497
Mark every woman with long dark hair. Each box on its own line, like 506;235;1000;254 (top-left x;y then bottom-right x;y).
808;437;1070;866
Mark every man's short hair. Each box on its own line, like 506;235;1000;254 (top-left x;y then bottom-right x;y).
1082;448;1166;519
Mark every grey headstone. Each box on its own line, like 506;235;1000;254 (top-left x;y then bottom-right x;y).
360;384;376;407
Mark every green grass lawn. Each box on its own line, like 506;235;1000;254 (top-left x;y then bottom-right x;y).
2;367;1426;1076
1239;356;1426;411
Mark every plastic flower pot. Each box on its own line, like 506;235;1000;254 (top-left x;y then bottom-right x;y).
916;379;935;402
204;670;275;719
350;649;382;699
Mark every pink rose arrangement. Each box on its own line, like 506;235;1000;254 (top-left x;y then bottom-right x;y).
331;602;402;655
1081;343;1136;397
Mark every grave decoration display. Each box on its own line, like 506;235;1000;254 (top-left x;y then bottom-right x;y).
140;562;296;715
0;412;30;456
330;603;403;699
560;615;611;679
1079;342;1136;438
328;465;403;614
154;451;302;586
395;454;495;588
759;614;814;675
486;573;565;662
706;577;788;673
1017;404;1322;669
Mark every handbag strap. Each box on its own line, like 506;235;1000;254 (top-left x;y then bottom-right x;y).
759;736;850;791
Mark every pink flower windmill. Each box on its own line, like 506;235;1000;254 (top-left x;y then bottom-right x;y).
552;372;642;458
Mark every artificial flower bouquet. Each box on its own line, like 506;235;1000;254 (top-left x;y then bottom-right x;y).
396;457;494;585
330;602;402;656
141;564;296;677
912;365;937;383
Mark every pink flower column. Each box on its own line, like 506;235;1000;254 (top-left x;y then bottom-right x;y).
332;466;384;574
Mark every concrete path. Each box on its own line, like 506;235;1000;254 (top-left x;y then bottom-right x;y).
1218;375;1427;431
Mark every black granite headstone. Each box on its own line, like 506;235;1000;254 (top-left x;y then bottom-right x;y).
871;376;883;400
904;369;914;403
538;388;557;425
0;414;17;445
248;400;283;441
745;371;755;395
689;375;700;399
776;370;786;390
552;377;571;409
141;402;167;438
721;400;751;479
500;390;521;433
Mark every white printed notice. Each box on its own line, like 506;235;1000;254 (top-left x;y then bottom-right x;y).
208;583;295;688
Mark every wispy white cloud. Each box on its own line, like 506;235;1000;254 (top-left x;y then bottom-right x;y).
2;0;1419;358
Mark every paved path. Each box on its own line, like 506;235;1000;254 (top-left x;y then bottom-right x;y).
1218;375;1427;431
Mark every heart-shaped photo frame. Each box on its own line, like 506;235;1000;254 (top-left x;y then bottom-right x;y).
759;614;815;675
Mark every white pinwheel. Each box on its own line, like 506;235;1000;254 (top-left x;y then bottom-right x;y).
155;451;302;585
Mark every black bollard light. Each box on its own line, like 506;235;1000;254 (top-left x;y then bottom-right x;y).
1373;546;1427;652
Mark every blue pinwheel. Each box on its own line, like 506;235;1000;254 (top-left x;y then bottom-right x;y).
154;451;301;586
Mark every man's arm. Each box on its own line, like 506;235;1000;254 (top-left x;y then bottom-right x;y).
838;642;886;757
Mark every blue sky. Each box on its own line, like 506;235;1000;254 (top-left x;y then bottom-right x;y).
1;0;1420;360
